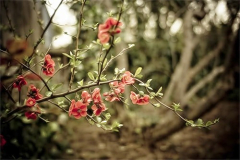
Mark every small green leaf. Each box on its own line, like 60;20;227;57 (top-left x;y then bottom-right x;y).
128;44;135;48
214;118;220;123
154;103;161;107
105;113;111;120
88;72;95;80
206;121;213;126
135;74;143;79
196;118;204;125
103;43;110;49
45;91;53;97
103;58;108;68
62;53;73;59
114;68;119;74
114;37;121;44
96;117;102;123
51;83;62;91
77;79;84;86
134;67;142;77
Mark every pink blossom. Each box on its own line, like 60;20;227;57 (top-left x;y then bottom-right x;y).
28;85;43;100
81;91;92;105
91;103;106;116
25;111;38;120
42;54;55;76
110;81;125;94
26;97;36;107
121;71;135;85
98;17;122;44
130;91;139;104
130;91;150;105
103;92;120;102
69;100;87;119
13;75;27;91
92;88;102;104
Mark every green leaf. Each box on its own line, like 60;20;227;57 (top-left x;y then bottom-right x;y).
77;79;84;86
146;79;152;87
114;68;119;74
62;53;73;59
206;121;213;126
196;118;204;125
104;113;111;120
103;58;108;68
103;43;110;49
51;83;62;91
114;37;121;44
135;74;143;79
96;117;102;123
128;44;135;48
88;72;95;80
154;103;161;107
134;67;142;77
45;91;53;97
214;118;220;123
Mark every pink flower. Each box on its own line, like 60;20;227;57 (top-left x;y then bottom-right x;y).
136;95;150;105
110;81;125;94
0;135;6;147
98;17;122;44
28;85;43;100
42;63;55;76
121;71;135;85
25;111;38;120
42;54;55;76
81;91;92;105
103;92;120;102
130;91;150;105
91;88;107;116
92;88;102;104
69;100;88;119
130;91;139;104
13;75;27;91
91;103;106;116
98;32;111;44
26;97;36;107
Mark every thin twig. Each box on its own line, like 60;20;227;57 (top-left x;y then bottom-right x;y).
29;0;64;60
69;0;87;90
48;100;68;113
3;1;16;37
0;49;51;91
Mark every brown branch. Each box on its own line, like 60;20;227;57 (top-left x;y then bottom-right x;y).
183;66;225;105
0;49;51;91
29;0;64;60
187;40;225;82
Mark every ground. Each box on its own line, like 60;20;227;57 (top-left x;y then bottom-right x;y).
57;100;239;159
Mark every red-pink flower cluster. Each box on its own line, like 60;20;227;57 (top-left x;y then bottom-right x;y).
13;75;27;91
130;91;150;105
103;71;135;102
42;54;55;76
98;17;122;44
25;85;43;119
69;89;107;119
91;88;106;116
69;100;88;119
27;85;43;100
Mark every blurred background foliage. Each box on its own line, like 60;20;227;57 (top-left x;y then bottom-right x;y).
0;0;239;159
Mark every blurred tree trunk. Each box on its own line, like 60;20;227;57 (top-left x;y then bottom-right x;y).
148;5;239;144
